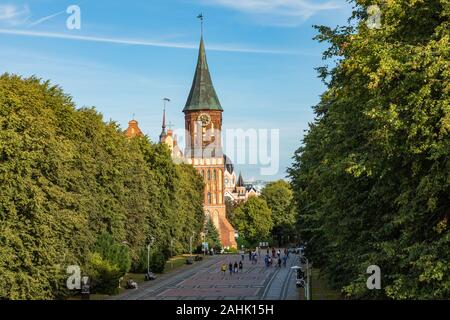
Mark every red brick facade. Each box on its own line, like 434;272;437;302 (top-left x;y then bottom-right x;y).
184;110;237;248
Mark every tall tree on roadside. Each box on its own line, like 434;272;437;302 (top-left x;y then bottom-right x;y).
0;74;206;299
233;197;273;245
289;0;449;299
205;218;221;251
261;180;297;246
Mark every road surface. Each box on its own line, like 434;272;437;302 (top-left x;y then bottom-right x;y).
113;253;300;300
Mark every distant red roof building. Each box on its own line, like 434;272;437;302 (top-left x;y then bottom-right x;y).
124;120;144;138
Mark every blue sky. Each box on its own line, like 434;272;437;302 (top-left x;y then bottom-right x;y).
0;0;353;181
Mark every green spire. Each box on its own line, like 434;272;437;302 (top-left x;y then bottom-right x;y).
183;37;223;112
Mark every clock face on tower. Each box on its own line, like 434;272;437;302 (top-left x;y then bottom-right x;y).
197;113;212;127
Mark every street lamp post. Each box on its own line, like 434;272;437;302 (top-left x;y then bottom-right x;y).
147;236;155;276
189;233;195;258
301;255;311;301
147;243;151;275
170;239;174;269
201;233;206;256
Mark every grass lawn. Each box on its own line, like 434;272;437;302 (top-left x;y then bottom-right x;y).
164;254;196;272
310;269;343;300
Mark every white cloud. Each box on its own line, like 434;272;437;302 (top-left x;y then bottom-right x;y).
0;28;306;55
28;10;65;28
0;4;30;26
198;0;342;25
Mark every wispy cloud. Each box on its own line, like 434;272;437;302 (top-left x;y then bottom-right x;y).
28;10;65;28
0;4;31;26
28;1;87;28
0;29;309;55
198;0;342;26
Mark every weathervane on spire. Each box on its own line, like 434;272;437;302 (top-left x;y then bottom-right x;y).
162;97;171;127
197;13;204;36
160;98;171;142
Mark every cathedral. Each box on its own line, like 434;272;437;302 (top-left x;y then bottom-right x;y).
125;35;238;248
223;163;260;204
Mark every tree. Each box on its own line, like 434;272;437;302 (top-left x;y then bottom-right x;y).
88;233;131;295
288;0;449;299
0;74;206;299
205;218;221;251
233;197;273;245
261;180;297;246
225;197;242;227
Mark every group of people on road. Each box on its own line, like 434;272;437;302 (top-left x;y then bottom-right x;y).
264;248;289;268
248;250;259;264
220;247;292;276
221;261;243;275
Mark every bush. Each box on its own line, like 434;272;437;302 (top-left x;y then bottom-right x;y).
86;253;123;295
149;250;167;273
93;233;131;275
133;248;167;274
85;233;131;294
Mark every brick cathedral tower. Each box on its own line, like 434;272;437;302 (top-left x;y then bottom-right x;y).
183;36;237;248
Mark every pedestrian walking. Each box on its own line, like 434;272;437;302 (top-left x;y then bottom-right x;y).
221;264;227;275
234;262;238;273
249;251;252;261
228;262;233;275
278;257;282;268
239;261;243;271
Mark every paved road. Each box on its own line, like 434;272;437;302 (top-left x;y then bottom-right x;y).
114;253;300;300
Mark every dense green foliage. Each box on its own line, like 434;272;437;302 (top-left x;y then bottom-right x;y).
87;233;131;294
289;0;449;299
260;180;297;246
205;218;221;251
0;74;205;299
233;197;273;245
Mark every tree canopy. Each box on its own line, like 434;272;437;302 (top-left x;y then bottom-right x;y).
289;0;449;299
260;180;297;246
0;74;205;299
233;197;273;245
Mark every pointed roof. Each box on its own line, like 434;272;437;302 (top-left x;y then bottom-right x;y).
183;37;223;112
223;154;234;174
237;172;245;187
159;107;167;142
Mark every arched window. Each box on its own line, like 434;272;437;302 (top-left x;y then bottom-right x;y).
208;170;211;181
207;193;212;204
213;170;217;180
